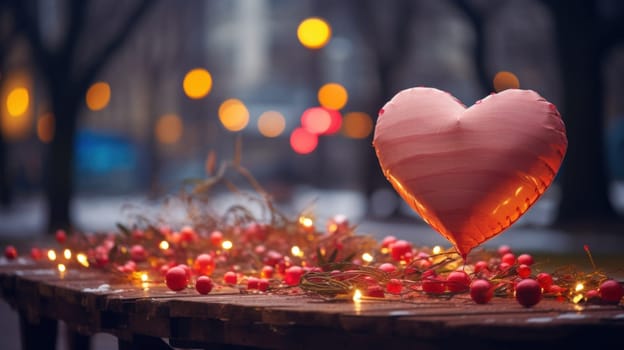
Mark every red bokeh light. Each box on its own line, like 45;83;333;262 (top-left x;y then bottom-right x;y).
301;107;331;134
290;127;318;154
322;108;342;135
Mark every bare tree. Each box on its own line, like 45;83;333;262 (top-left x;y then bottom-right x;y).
10;0;155;232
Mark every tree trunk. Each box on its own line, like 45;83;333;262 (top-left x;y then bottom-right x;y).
45;90;79;232
551;0;617;223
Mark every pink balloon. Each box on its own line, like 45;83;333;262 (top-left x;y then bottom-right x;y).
373;88;567;259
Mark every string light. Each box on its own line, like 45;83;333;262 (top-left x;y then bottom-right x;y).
432;246;442;255
63;249;72;260
141;273;148;282
48;250;57;261
361;253;373;263
291;246;303;258
299;216;314;228
159;241;170;250
575;283;584;292
57;264;66;273
352;289;362;302
222;241;233;250
76;253;89;268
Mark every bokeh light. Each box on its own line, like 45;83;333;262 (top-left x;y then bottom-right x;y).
342;112;373;139
318;83;348;110
183;68;213;99
323;108;342;135
301;107;331;134
37;113;55;143
493;71;520;92
290;127;318;154
86;82;111;111
155;113;183;144
6;87;29;117
297;17;332;49
258;110;286;138
219;98;249;132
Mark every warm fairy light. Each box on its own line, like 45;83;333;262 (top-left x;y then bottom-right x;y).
218;98;249;132
257;110;286;138
155;114;183;144
6;87;29;116
159;241;170;250
573;294;584;304
57;264;66;273
222;240;233;250
141;273;148;282
37;113;55;143
63;249;72;260
361;253;374;263
380;247;389;254
290;127;318;154
575;283;584;292
85;82;111;111
183;68;212;99
291;246;304;258
299;216;314;228
48;250;57;261
353;289;362;302
342;112;373;139
318;83;348;110
297;17;331;49
76;253;89;267
493;71;520;92
432;246;442;255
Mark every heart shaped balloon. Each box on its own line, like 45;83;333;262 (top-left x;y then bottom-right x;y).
373;88;567;259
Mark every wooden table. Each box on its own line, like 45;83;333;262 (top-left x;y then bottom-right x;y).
1;258;623;350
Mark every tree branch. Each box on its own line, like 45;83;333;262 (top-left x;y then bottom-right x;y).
78;0;155;91
450;0;491;94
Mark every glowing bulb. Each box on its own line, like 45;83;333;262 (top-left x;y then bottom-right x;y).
361;253;374;263
222;240;233;250
183;68;212;99
57;264;66;273
76;253;89;268
291;246;303;257
48;250;57;261
85;82;111;111
299;216;314;228
6;87;29;116
353;289;362;302
159;241;170;250
380;248;389;254
297;17;331;49
573;294;584;304
63;249;72;260
141;273;148;282
575;283;584;292
432;246;442;255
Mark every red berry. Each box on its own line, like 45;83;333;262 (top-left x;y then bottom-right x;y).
446;271;471;293
257;279;270;291
517;254;534;266
386;279;403;294
499;262;511;271
284;266;303;286
193;254;215;276
501;253;515;266
55;230;67;244
4;246;17;260
474;261;489;273
470;279;493;304
536;272;553;290
122;260;137;273
422;277;446;294
497;245;512;256
30;247;43;261
547;284;565;294
366;285;385;298
179;226;197;243
378;263;396;273
195;276;214;294
264;250;283;267
585;289;600;301
381;235;397;249
516;264;531;278
247;277;259;290
326;214;349;234
599;280;623;304
166;267;189;291
210;231;223;246
515;279;542;307
261;265;274;279
129;245;147;262
177;264;192;280
389;240;412;261
224;271;237;284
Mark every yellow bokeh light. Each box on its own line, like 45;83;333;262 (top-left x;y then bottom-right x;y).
37;113;55;143
63;249;72;260
432;246;442;255
297;17;331;49
299;216;314;228
76;253;89;267
342;112;373;139
155;114;183;144
141;273;148;282
318;83;348;110
57;264;66;273
257;110;286;138
353;289;362;302
6;87;29;117
48;250;57;261
222;240;233;250
183;68;213;99
575;283;584;292
361;253;374;263
159;241;170;250
493;71;520;92
291;246;304;258
218;98;249;132
85;82;111;111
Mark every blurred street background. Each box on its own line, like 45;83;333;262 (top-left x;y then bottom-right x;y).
1;0;624;348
